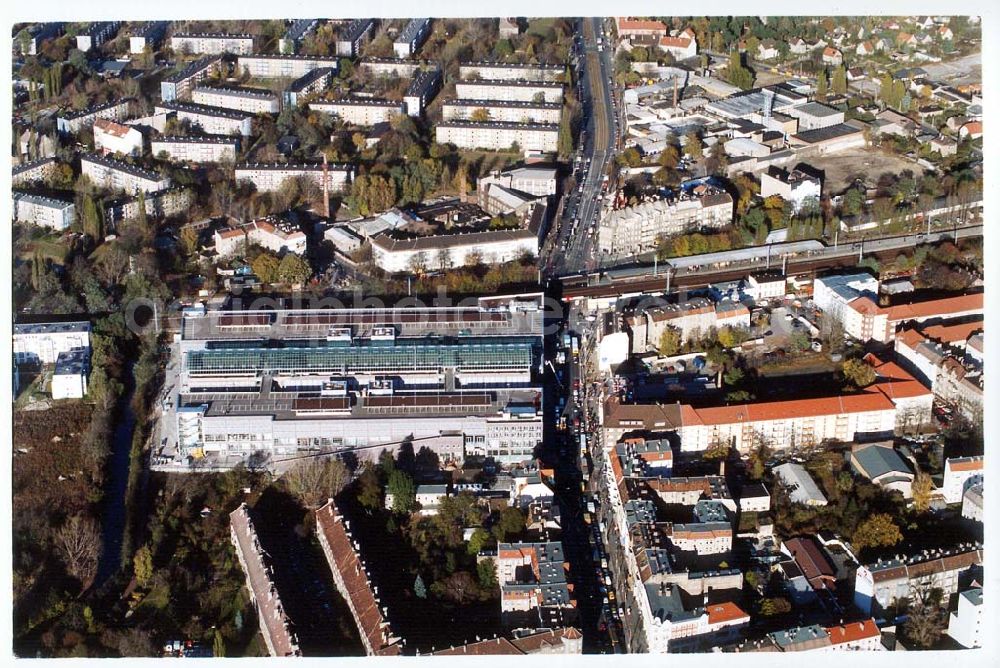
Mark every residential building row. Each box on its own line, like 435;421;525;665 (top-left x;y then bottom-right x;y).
458;61;566;83
442;99;563;125
160;55;223;102
454;80;564;104
13;321;92;400
236;54;339;79
93;119;144;157
233;161;353;193
81;152;172;194
12;192;76;230
12;157;59;187
129;21;170;54
493;542;577;630
154;100;254;136
393;18;431;58
56;99;132;135
309;98;406;127
336;19;376;58
170;32;255;55
151;135;239;163
192;85;281;114
625;297;751;352
435;121;559;153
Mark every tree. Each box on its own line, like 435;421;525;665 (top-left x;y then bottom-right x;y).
56;515;100;585
467;527;491;556
832;65;848;95
658;326;682;356
841;358;876;388
788;330;811;353
133;545;153;586
816;69;828;100
759;597;792;616
911;472;934;513
725;49;754;90
213;629;226;658
387;469;416;514
278;253;312;285
179;226;199;256
852;513;903;552
414;573;428;599
469;107;491;122
492;506;525;542
717;326;748;349
251;252;280;283
842;188;865;217
357;467;382;510
284;458;350;509
408;251;428;275
703;441;731;461
477;559;498;590
683;131;704;160
902;583;948;648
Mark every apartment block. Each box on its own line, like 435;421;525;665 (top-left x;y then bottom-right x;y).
280;19;319;55
75;21;121;51
103;187;194;225
403;68;441;117
429;628;582;655
170;32;254;55
152;135;239;163
454;79;564;104
760;166;821;212
309;98;405;126
436;121;559;152
598;188;733;255
56;99;131;135
160;55;223;102
283;67;334;108
234;162;354;193
394;18;431;58
370;228;539;274
192;85;281;114
81;153;171;194
442;99;562;124
154;100;254;136
51;348;89;400
947;588;983;648
495;542;577;630
236;54;339;79
459;61;566;82
336;19;376;57
12;192;76;230
13;321;91;366
129;21;169;54
359;57;422;79
12;157;59;186
942;456;983;504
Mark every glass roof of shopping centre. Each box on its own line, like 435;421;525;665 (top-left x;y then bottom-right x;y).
186;338;535;374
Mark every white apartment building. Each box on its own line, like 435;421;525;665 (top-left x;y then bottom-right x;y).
192;86;280;114
454;80;564;104
336;19;376;58
360;58;423;79
479;166;559;198
393;18;431;58
309;99;405;126
442;99;563;124
152;136;239;163
76;21;120;52
13;192;76;230
812;272;879;327
942;456;983;504
13;321;91;365
12;157;58;187
436;121;559;153
283;68;335;108
598;189;733;255
962;483;983;522
51;348;89;400
80;153;171;194
56;100;131;135
370;228;538;273
214;218;308;256
760;166;821;212
236;54;339;79
93;119;144;157
234;162;354;193
129;21;168;54
669;523;732;555
403;68;441;117
170;33;254;55
840;292;983;344
154;101;254;137
746;270;787;302
458;62;566;82
947;588;983;648
160;56;223;102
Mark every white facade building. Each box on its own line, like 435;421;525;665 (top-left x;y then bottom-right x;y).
760;167;821;212
947;588;983;648
51;348;89;400
436;121;559;153
160;56;223;102
170;33;254;55
454;80;564;104
152;136;239;163
81;153;171;194
393;18;431;58
154;101;254;137
598;189;733;255
56;100;131;135
234;162;353;193
236;54;339;79
442;99;562;124
13;321;91;365
370;229;538;273
942;456;983;504
458;62;565;82
93;119;144;157
192;86;281;114
13;192;76;230
309;99;405;126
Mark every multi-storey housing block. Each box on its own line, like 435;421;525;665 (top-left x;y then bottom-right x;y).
454;79;564;104
403;68;441;117
80;153;171;194
598;188;733;255
170;32;254;55
160;55;223;102
393;18;431;58
309;98;405;126
12;192;76;230
435;121;559;152
56;99;132;135
234;162;354;193
336;19;376;57
151;135;239;163
442;99;562;124
192;85;281;114
154;100;254;136
236;54;339;79
459;61;566;82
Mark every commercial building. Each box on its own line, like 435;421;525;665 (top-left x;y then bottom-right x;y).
12;192;76;230
283;67;334;108
129;21;169;54
75;21;121;52
93;119;144;156
315;500;403;655
155;100;254;137
850;443;915;498
336;19;376;58
784;102;845;131
479;166;559;199
598;188;733;255
280;19;319;55
172;295;544;468
442;99;562;124
229;504;302;657
13;321;91;366
81;153;172;194
495;542;576;630
393;18;431;58
236;54;339;79
12;157;58;187
854;544;983;619
773;463;828;506
160;56;222;102
813;272;880;329
454;80;563;104
788;121;867;155
309;98;405;126
234;162;353;193
359;58;422;79
214;217;307;256
56;99;131;134
403;68;442;117
51;348;89;400
459;62;566;82
436;120;559;153
170;33;254;55
192;86;281;114
151;135;239;163
759;166;821;212
947;588;983;648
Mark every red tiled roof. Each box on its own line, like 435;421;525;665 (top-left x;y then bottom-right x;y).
948;458;983;472
94;118;134;138
689;391;894;426
961;121;983;135
707;601;751;625
659;36;693;49
869;356;932;400
826;619;879;645
919;319;982;344
617;17;668;34
885;292;983;322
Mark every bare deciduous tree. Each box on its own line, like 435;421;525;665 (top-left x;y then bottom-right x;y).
56;515;101;585
283;457;350;509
